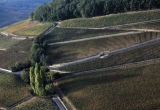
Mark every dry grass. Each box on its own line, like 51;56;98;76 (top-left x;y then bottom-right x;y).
58;64;160;110
1;19;52;36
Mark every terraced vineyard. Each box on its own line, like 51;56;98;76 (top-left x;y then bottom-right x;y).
60;41;160;72
47;32;160;64
58;64;160;110
0;72;31;107
0;34;20;49
0;38;33;69
60;9;160;28
122;21;160;30
45;28;129;43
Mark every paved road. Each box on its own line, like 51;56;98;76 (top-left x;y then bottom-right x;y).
48;31;142;46
52;95;68;110
49;38;160;69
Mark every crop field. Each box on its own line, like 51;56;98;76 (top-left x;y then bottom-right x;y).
0;38;33;69
47;32;160;64
0;34;20;49
12;97;58;110
0;72;31;107
1;20;52;36
60;9;160;28
60;40;160;72
122;21;160;30
45;28;129;43
58;64;160;110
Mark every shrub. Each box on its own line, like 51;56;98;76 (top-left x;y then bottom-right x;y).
21;69;30;84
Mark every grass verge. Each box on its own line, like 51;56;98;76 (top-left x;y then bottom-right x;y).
58;64;160;110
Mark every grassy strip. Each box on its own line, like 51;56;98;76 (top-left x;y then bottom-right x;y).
0;34;20;49
12;97;57;110
122;21;160;30
0;72;31;107
58;64;160;110
1;19;52;36
60;10;160;28
60;41;160;73
47;32;160;64
0;39;33;69
45;28;129;43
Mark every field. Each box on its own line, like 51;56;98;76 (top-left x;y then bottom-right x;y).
60;9;160;28
0;34;20;49
12;97;58;110
0;72;31;107
0;38;33;69
60;41;160;72
1;20;52;36
47;32;160;64
58;64;160;110
45;28;129;43
122;21;160;30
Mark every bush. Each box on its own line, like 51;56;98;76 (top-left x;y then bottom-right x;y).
21;69;30;84
50;72;60;80
45;84;54;94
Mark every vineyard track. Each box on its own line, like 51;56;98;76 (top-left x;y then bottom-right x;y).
55;58;160;82
49;37;160;69
48;31;142;46
59;19;160;29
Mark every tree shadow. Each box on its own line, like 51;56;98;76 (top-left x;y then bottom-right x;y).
59;73;140;95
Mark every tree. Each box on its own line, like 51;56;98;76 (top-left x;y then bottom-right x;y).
30;63;47;96
29;12;34;21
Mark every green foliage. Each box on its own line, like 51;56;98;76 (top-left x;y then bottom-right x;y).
45;84;54;94
58;64;160;110
60;10;160;28
0;72;31;107
30;35;49;65
33;0;160;22
21;69;30;83
49;71;60;80
30;64;47;96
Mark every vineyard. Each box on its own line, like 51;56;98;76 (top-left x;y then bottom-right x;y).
60;9;160;28
0;34;20;49
0;72;31;107
12;97;58;110
58;64;160;110
45;28;129;43
0;39;33;69
60;41;160;72
47;32;160;64
1;19;52;36
122;21;160;30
